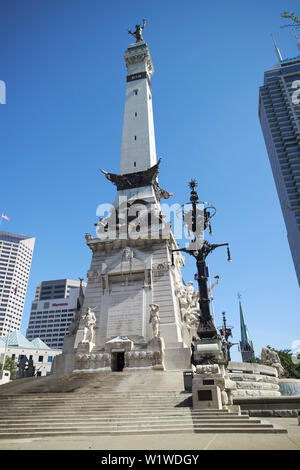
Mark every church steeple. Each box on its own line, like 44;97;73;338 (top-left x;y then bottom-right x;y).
238;294;255;362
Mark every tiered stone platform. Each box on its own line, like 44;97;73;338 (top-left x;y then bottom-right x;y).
227;362;281;398
0;370;286;438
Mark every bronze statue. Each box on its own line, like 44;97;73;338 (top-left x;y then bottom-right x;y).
128;19;146;42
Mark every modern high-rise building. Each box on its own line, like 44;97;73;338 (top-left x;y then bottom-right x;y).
0;231;35;337
26;279;86;349
259;39;300;285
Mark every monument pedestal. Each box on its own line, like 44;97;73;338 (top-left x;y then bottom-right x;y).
77;341;95;354
192;376;223;410
192;364;237;411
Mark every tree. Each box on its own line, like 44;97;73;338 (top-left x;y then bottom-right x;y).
277;349;300;378
0;357;17;379
281;12;300;28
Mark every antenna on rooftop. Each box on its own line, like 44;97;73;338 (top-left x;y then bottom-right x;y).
292;28;300;52
271;33;283;61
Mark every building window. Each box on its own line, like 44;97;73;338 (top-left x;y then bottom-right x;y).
48;356;53;362
38;355;43;362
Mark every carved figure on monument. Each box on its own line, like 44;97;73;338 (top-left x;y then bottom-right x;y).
261;345;284;377
81;307;97;343
196;364;220;376
178;281;198;310
128;19;146;42
122;247;133;261
183;310;199;333
149;303;160;337
186;281;195;305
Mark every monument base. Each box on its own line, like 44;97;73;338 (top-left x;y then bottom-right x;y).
192;381;222;410
51;353;75;375
77;341;95;354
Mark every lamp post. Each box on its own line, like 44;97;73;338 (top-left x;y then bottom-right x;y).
171;180;232;364
217;311;238;362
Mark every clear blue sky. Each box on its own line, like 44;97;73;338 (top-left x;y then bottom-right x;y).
0;0;299;361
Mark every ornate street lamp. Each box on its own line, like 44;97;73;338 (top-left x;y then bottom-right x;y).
172;179;232;365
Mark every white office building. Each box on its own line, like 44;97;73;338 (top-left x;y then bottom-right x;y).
0;330;61;377
0;231;35;338
26;279;86;349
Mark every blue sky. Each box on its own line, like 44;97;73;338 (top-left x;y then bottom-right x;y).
0;0;299;361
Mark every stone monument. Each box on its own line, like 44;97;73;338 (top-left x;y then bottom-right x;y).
52;22;196;375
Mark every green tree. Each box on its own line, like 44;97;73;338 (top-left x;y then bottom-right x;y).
0;356;17;379
281;12;300;28
277;349;300;378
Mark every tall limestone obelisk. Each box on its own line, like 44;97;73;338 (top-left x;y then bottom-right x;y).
53;21;198;374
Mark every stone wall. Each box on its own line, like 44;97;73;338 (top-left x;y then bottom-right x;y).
227;361;281;398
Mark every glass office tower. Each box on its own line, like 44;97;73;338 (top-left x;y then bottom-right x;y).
259;53;300;286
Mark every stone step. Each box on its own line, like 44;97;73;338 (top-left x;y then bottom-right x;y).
0;417;262;432
0;393;187;400
0;414;248;423
0;401;188;408
0;397;187;403
0;424;287;439
0;424;275;433
0;409;240;417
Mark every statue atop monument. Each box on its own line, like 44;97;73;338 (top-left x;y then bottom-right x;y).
128;19;146;42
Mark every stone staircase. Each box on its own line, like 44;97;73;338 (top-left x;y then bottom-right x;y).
0;391;286;438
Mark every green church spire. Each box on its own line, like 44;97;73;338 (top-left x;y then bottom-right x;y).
238;294;255;362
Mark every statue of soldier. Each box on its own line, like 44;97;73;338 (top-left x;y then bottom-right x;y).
82;307;97;343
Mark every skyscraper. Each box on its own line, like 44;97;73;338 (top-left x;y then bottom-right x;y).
0;231;35;337
259;39;300;285
26;279;86;349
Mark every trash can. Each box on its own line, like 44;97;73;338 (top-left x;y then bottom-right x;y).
183;371;193;392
